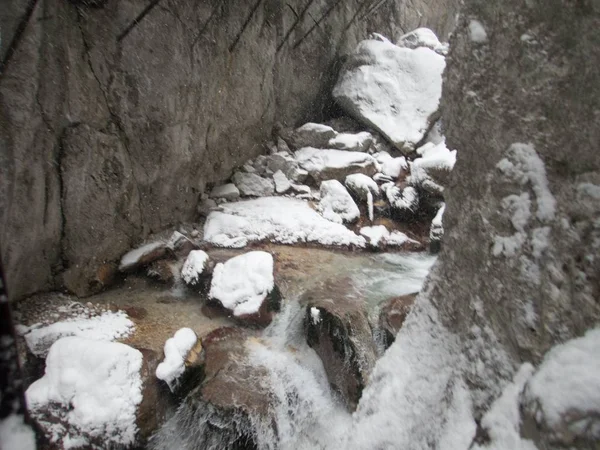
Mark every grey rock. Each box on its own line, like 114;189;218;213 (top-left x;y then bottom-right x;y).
273;170;291;194
290;123;337;149
197;199;218;217
276;137;291;154
295;148;379;183
209;184;240;201
233;172;274;197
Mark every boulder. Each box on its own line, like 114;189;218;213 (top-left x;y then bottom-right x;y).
328;131;373;152
291;123;337;149
273;170;292;194
378;293;417;348
232;172;275;197
395;27;447;54
276;137;291;154
301;277;377;411
119;242;169;273
209;184;240;201
295;147;379;183
181;250;210;288
333;39;445;153
375;151;408;179
147;259;177;285
318;180;360;224
408;141;456;197
155;328;204;395
345;173;379;201
208;251;281;326
197;199;218;217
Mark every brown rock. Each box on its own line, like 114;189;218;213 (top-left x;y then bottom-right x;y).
147;260;176;285
378;293;418;349
119;242;169;273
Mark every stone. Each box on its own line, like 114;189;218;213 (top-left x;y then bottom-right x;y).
119;242;169;273
209;184;240;201
333;39;445;153
395;27;447;54
295;147;379;183
378;293;417;348
318;180;360;224
276;137;291;154
180;250;210;288
302;277;378;412
429;203;445;254
384;185;420;219
287;166;309;183
328;131;374;152
345;173;379;202
290;123;338;149
197;199;218;217
147;260;176;285
375;151;408;179
273;170;292;194
232;172;275;197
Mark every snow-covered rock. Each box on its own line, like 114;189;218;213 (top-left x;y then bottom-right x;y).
233;172;275;197
291;123;337;148
295;147;379;182
209;251;276;318
345;173;379;221
429;203;446;253
328;131;373;152
273;170;292;194
395;27;447;54
318;180;360;224
287;166;309;183
181;250;210;286
290;183;311;195
359;225;419;249
119;241;167;272
26;337;143;448
409;140;457;196
24;310;134;357
209;183;240;201
375;151;408;179
266;153;296;174
333;39;445;153
203;197;366;248
385;185;420;216
155;328;199;392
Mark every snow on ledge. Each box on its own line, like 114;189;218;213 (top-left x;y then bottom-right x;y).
203;197;366;248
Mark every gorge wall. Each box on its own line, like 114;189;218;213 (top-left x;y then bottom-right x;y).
438;0;600;413
0;0;459;300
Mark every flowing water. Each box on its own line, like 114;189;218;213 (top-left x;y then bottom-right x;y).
152;251;437;450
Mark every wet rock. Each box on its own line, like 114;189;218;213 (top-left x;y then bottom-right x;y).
302;278;377;411
291;123;337;149
378;293;417;348
147;260;177;285
233;172;275;197
167;231;199;258
333;38;445;153
295;148;379;183
119;242;169;273
210;184;240;201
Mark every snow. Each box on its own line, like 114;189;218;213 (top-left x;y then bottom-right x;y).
233;172;275;197
360;225;418;248
333;39;445;151
310;307;321;324
203;197;366;248
345;173;379;221
294;147;378;181
119;241;164;271
473;364;537;450
273;170;292;194
318;180;360;224
180;250;209;285
24;310;134;357
430;203;446;242
0;415;36;450
469;20;488;43
409;140;457;192
209;251;275;316
155;328;198;391
375;151;407;178
385;185;419;213
327;131;373;152
396;27;446;54
26;337;143;447
523;328;600;436
209;183;240;200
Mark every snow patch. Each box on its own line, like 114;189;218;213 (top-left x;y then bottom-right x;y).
26;337;143;447
155;328;198;391
310;307;321;325
181;250;209;285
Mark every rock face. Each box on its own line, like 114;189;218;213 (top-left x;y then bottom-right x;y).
0;0;459;301
436;0;600;427
333;39;445;153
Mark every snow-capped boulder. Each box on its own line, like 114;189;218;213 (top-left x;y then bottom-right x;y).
273;170;292;194
208;251;281;326
181;250;210;286
209;183;240;201
384;185;420;217
345;173;379;221
233;172;275;197
26;337;143;449
429;203;445;253
295;147;379;182
291;122;338;149
328;131;373;152
333;39;445;153
375;151;408;179
156;328;203;393
359;225;420;250
395;27;447;54
119;241;169;272
408;140;457;197
287;166;309;183
318;180;360;224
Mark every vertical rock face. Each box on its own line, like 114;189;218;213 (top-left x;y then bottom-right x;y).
438;0;600;412
0;0;459;300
